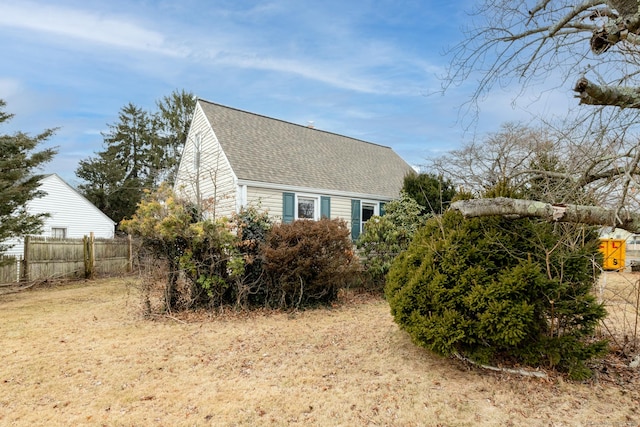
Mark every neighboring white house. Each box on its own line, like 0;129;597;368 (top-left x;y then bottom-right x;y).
3;174;116;257
173;99;415;239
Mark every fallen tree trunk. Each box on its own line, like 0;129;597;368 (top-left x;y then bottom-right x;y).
453;352;548;379
450;197;640;233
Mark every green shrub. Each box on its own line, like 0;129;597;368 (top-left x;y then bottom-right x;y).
385;209;607;379
176;219;241;308
357;192;426;288
262;218;359;309
403;172;456;215
122;185;241;310
231;206;272;307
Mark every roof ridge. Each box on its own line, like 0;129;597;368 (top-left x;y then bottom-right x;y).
196;97;394;150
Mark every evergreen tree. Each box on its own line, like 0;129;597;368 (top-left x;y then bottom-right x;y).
75;153;143;223
386;206;607;379
76;90;195;224
154;89;196;185
103;102;156;184
403;172;456;215
76;103;155;222
0;99;57;253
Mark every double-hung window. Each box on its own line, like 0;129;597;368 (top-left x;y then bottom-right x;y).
297;196;317;219
361;203;376;231
51;227;67;239
282;192;330;223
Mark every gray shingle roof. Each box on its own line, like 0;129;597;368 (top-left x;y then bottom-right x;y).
199;99;414;198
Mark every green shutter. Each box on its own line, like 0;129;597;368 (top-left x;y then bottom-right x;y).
283;192;295;223
379;202;386;217
320;196;331;218
351;199;361;240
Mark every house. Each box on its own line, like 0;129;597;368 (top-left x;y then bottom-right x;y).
3;174;116;257
174;99;414;239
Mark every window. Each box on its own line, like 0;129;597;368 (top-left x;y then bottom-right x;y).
361;203;375;232
283;193;330;223
297;197;316;219
351;200;381;240
51;228;67;239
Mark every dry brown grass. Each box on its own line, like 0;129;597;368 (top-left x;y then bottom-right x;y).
598;271;640;352
1;277;639;426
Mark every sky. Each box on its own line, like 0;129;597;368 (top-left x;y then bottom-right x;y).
0;0;572;186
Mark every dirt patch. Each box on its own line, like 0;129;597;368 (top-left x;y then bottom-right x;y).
1;277;639;426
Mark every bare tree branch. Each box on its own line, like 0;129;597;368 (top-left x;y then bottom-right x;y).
436;1;640;218
444;0;640;119
549;0;602;36
574;77;640;107
450;197;640;232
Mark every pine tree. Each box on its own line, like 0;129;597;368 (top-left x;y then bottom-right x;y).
76;103;154;222
154;89;196;185
0;99;57;253
76;91;195;224
403;172;456;215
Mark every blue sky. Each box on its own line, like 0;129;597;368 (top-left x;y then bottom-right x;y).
0;0;569;185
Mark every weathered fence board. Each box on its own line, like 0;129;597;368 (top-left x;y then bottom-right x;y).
0;235;134;284
0;256;20;284
26;258;86;281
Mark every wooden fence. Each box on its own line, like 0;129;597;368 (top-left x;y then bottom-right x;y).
0;255;21;284
1;234;133;284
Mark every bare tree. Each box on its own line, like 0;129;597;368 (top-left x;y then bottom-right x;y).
446;0;640;111
441;0;640;228
430;122;640;206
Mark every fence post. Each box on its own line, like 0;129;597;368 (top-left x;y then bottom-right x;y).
15;256;20;283
90;232;95;278
83;233;95;279
22;236;30;282
127;234;133;273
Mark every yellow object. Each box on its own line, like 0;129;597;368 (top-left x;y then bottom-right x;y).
599;239;626;270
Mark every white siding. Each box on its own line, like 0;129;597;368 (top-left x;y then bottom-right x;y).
245;186;361;230
247;187;351;221
331;196;354;228
3;174;115;257
246;186;284;219
320;195;365;233
174;103;237;219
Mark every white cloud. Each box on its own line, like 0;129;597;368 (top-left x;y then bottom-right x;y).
0;2;181;56
205;49;431;96
0;1;438;96
0;78;21;98
219;54;388;94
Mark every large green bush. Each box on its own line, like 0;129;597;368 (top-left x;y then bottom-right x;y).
262;218;359;309
385;209;607;379
357;192;426;288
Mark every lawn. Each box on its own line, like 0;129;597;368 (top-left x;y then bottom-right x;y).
1;275;639;426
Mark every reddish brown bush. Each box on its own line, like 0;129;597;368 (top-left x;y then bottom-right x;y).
261;219;359;308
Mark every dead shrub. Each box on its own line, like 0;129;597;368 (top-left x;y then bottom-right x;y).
261;218;360;309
